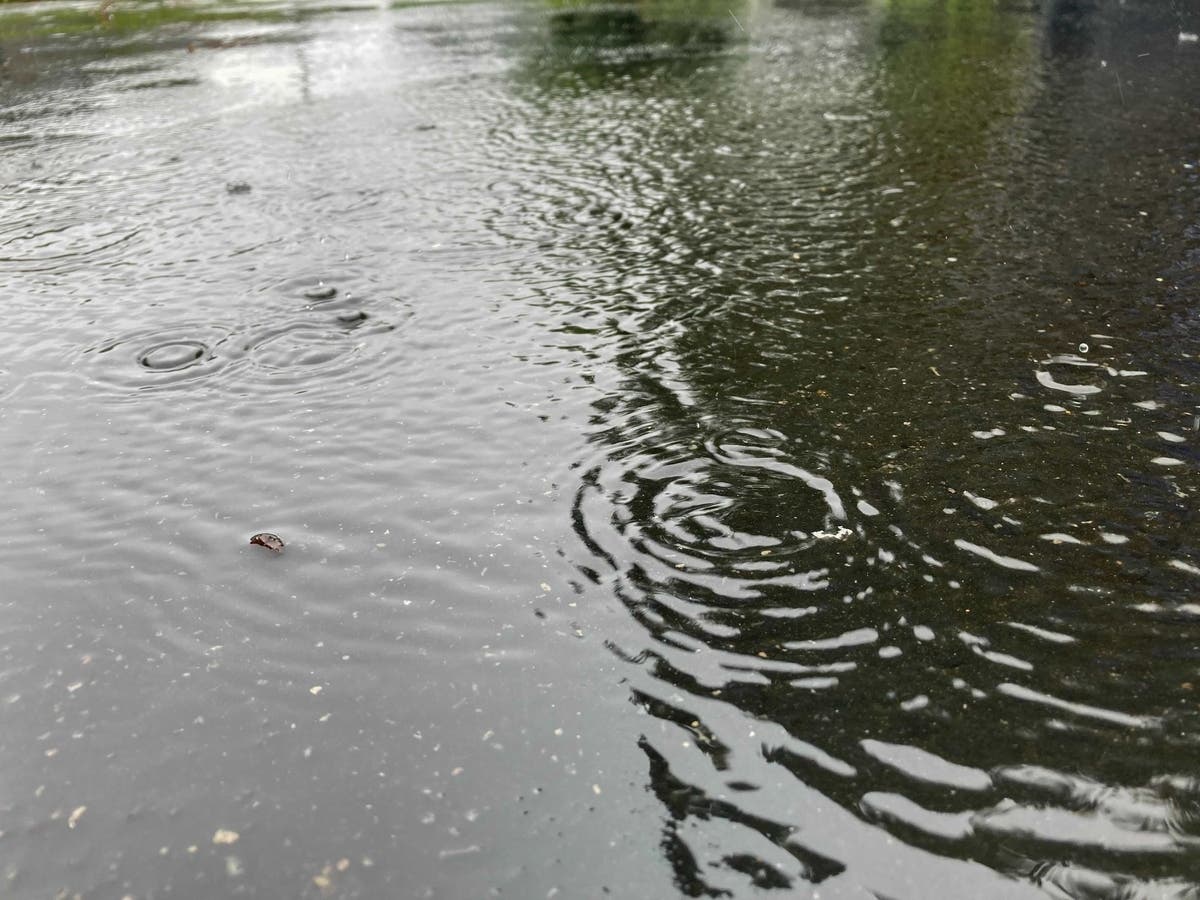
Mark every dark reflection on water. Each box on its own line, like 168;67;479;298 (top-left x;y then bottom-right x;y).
501;0;1200;895
1;0;1199;897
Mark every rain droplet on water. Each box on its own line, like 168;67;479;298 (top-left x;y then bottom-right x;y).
138;340;208;371
304;284;338;301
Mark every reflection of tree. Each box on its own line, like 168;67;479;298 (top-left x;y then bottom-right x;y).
502;0;1200;895
866;0;1038;250
544;0;733;52
639;736;844;896
1044;0;1098;58
874;0;1034;139
511;0;744;89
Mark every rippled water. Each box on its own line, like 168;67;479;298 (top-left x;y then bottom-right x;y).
2;0;1199;896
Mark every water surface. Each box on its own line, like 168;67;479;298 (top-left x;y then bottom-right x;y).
2;0;1199;896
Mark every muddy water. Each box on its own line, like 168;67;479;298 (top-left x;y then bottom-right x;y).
1;0;1199;896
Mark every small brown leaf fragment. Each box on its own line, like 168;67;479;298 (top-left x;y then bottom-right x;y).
250;533;284;553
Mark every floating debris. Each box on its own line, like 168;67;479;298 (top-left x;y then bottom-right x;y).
67;806;86;829
213;828;240;845
250;533;284;553
225;181;252;194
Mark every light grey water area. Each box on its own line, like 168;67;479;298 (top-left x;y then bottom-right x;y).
1;0;1200;897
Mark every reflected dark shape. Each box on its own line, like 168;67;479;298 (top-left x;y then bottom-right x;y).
519;0;742;86
545;0;734;52
548;5;652;47
1045;0;1097;58
771;0;867;16
639;736;845;895
540;0;1200;893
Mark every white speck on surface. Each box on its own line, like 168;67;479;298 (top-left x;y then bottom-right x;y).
438;845;481;859
1040;533;1086;545
1036;370;1101;396
954;539;1040;572
1006;621;1075;644
857;499;880;516
963;491;998;511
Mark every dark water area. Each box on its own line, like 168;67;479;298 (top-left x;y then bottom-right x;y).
2;0;1200;896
